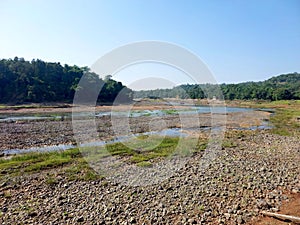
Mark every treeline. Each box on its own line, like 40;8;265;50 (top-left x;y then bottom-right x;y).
0;57;133;104
134;73;300;100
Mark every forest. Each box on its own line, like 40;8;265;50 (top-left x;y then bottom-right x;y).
0;57;133;104
1;57;299;104
134;73;300;100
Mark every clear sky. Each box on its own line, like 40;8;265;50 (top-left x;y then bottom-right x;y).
0;0;299;89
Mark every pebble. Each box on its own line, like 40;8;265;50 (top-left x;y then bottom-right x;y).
0;121;299;225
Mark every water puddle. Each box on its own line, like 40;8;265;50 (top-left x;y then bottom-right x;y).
0;107;273;157
1;128;187;156
0;106;254;122
1;121;272;157
235;121;273;131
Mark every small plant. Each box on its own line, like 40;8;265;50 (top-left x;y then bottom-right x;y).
198;205;205;212
45;175;58;185
270;108;300;136
196;142;207;151
222;140;237;148
136;161;152;167
82;170;99;181
162;109;177;115
0;136;209;181
3;190;11;198
0;148;81;178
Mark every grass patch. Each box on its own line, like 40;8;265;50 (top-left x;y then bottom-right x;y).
3;190;12;198
0;149;103;182
63;159;104;181
83;136;208;165
162;109;178;115
0;148;81;177
227;100;300;136
45;174;59;185
270;108;300;136
196;141;208;151
222;140;238;148
24;157;70;172
226;100;300;109
0;136;208;181
136;161;153;167
84;136;182;164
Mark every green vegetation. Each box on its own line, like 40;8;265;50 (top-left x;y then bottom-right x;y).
229;99;300;109
134;73;300;100
0;57;133;104
198;205;205;212
0;148;81;176
1;57;298;104
0;136;208;180
162;109;178;115
229;100;300;136
85;135;190;165
0;149;104;182
136;161;153;167
222;140;238;148
84;136;205;165
270;108;300;136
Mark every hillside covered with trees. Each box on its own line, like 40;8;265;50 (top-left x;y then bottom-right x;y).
0;57;133;104
134;73;300;101
1;57;298;103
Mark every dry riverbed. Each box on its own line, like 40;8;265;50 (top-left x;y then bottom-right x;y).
0;101;299;224
0;108;269;152
0;130;299;224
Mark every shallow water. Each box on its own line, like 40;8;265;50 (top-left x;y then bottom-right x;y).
0;106;272;156
1;122;273;157
236;121;273;130
0;106;253;122
2;128;187;156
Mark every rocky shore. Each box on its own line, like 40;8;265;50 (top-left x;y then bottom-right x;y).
0;103;299;224
0;130;299;224
0;110;269;152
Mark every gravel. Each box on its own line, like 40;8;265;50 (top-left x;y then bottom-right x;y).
0;130;299;224
0;110;269;151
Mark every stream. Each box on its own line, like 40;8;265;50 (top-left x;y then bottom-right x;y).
0;106;273;156
0;106;254;122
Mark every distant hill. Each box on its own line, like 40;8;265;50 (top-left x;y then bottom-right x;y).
0;57;133;104
1;57;298;103
266;73;300;84
134;73;300;100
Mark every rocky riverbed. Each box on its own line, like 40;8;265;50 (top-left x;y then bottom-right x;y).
0;109;269;152
0;130;299;224
0;103;299;224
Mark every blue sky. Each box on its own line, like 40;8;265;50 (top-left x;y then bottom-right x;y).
0;0;299;89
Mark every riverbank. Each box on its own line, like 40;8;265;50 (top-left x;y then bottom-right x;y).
0;130;299;224
0;109;270;152
0;100;299;224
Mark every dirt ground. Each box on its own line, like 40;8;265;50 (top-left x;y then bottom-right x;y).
0;100;193;114
247;193;300;225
